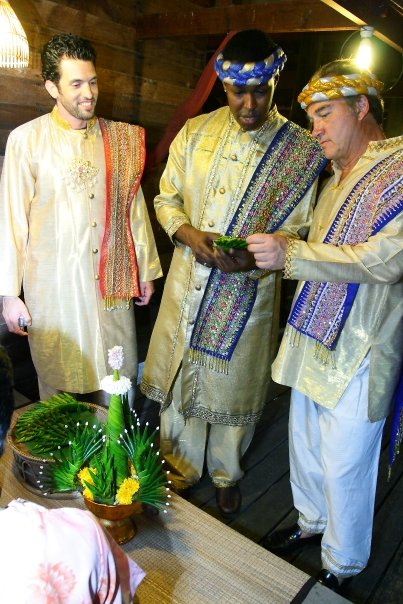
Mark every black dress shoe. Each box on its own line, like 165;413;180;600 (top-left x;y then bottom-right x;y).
262;524;322;554
215;485;241;516
317;569;341;592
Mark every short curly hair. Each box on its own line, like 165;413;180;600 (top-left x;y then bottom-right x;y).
222;29;277;63
41;33;96;84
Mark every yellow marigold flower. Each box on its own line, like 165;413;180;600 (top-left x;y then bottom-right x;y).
78;466;96;487
83;486;94;501
116;477;140;505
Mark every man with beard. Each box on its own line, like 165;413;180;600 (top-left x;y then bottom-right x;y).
0;34;161;405
141;29;325;516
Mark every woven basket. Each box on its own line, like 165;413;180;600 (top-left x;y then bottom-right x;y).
7;403;107;498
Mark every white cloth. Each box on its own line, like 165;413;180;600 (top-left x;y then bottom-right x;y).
0;499;145;603
37;376;136;408
290;355;385;577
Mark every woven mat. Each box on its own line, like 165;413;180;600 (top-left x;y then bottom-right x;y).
1;413;315;604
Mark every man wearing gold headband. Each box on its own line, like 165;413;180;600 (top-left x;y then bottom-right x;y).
248;59;403;590
141;30;326;516
0;34;162;404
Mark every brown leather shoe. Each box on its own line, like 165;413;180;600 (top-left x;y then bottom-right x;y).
215;485;241;516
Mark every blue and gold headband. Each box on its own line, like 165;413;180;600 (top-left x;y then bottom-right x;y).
214;45;287;86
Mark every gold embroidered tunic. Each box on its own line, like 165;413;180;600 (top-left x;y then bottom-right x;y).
0;109;162;393
141;106;317;424
272;136;403;421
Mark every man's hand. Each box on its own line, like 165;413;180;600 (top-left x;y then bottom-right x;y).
246;233;289;270
2;297;31;336
174;224;219;268
135;281;155;306
214;247;256;273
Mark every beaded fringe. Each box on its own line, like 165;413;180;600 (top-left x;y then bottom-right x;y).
104;297;131;311
313;341;336;369
288;326;301;348
189;349;229;375
288;327;336;369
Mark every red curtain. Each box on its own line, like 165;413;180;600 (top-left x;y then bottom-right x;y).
146;31;236;173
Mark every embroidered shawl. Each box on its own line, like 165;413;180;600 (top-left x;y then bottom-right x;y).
189;121;326;372
288;149;403;357
99;120;145;310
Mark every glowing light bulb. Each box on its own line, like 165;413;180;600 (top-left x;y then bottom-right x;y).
355;26;374;70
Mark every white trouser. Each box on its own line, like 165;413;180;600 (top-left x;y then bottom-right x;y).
160;396;255;489
289;355;385;578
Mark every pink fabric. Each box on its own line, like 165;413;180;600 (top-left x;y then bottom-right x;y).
0;499;145;603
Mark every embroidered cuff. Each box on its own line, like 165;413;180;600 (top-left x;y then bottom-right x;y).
166;217;191;243
283;238;298;279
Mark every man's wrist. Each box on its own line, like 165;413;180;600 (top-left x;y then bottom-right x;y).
173;222;195;246
283;238;298;279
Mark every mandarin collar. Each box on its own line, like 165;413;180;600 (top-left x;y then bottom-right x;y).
50;106;97;133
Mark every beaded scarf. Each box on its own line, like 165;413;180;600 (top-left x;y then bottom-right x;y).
288;148;403;362
189;121;326;373
99;120;145;310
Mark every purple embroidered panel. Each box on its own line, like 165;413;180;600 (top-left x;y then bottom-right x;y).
189;122;326;369
288;149;403;351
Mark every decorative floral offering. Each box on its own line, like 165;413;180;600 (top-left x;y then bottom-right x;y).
16;347;170;511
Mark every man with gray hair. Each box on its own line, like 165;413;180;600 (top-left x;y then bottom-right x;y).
141;29;326;516
248;59;403;590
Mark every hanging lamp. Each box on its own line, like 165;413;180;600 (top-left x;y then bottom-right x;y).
355;26;374;70
0;0;29;68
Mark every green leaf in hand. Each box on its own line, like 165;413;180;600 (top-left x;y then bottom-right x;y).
214;235;248;251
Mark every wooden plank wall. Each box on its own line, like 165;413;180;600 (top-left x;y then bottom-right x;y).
3;0;403;155
1;0;212;259
2;0;402;261
1;0;208;155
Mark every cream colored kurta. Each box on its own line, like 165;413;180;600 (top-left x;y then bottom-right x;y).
273;136;403;421
141;106;317;425
0;110;162;393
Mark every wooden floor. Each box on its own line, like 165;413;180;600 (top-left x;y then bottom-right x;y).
5;324;403;604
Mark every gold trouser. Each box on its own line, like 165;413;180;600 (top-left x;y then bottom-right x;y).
160;376;255;489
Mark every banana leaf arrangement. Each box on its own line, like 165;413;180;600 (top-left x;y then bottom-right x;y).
13;394;102;457
214;235;248;251
14;347;170;511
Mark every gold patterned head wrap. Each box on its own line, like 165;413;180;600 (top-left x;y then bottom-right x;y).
298;72;384;109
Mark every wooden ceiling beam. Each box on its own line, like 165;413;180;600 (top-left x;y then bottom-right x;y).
320;1;403;51
133;1;356;39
